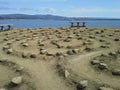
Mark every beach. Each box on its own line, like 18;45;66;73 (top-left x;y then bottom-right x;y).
0;27;120;90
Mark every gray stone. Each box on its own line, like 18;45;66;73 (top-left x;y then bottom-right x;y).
98;63;108;70
11;76;22;85
30;53;37;58
67;50;74;55
77;80;88;90
112;69;120;76
40;49;47;54
91;60;100;65
3;45;10;50
7;48;13;54
22;43;28;47
64;70;70;78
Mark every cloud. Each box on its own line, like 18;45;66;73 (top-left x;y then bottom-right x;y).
60;8;120;16
0;7;16;10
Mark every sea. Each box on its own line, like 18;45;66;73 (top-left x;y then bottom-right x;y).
0;19;120;28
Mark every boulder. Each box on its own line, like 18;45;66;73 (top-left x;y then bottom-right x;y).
11;76;22;85
77;80;88;90
98;63;108;70
112;69;120;76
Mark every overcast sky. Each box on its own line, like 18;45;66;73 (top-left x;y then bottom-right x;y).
0;0;120;18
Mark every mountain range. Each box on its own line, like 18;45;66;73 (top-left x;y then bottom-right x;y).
0;14;120;20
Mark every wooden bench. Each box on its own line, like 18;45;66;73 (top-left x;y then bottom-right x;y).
70;22;86;28
0;24;13;31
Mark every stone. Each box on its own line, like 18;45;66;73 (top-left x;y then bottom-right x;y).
7;48;13;54
64;70;70;78
114;38;119;41
67;50;74;55
112;69;120;76
72;49;80;53
3;38;8;41
3;45;10;50
77;80;88;90
40;49;47;54
39;42;44;46
30;53;37;58
22;43;28;47
109;52;116;56
98;63;108;70
22;53;28;58
11;76;22;85
98;87;114;90
16;66;24;72
91;60;100;65
100;45;109;48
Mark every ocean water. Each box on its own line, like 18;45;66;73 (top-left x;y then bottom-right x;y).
0;19;120;28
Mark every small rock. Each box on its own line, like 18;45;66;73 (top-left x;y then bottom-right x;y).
109;52;116;56
7;48;13;54
67;50;74;55
3;45;10;50
40;49;47;54
77;80;88;90
3;38;8;41
72;49;80;53
16;66;24;72
91;60;100;65
30;53;37;58
112;69;120;76
98;87;114;90
98;63;108;70
22;53;28;58
64;70;70;78
11;76;22;85
114;38;119;41
22;43;28;47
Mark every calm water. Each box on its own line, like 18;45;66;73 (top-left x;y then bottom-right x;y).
0;19;120;28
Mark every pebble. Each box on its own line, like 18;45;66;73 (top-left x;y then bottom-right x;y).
67;50;74;55
112;69;120;76
91;60;100;65
64;70;70;78
77;80;88;90
98;63;108;70
11;76;22;85
7;48;13;54
30;53;37;58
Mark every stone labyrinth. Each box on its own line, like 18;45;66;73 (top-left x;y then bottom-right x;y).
0;27;120;90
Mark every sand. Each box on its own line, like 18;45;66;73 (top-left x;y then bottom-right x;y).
0;27;120;90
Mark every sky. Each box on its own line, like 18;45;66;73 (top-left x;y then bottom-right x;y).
0;0;120;18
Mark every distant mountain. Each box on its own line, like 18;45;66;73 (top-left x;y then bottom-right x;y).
0;14;120;20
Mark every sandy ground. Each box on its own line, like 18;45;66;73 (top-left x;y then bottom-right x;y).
0;27;120;90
